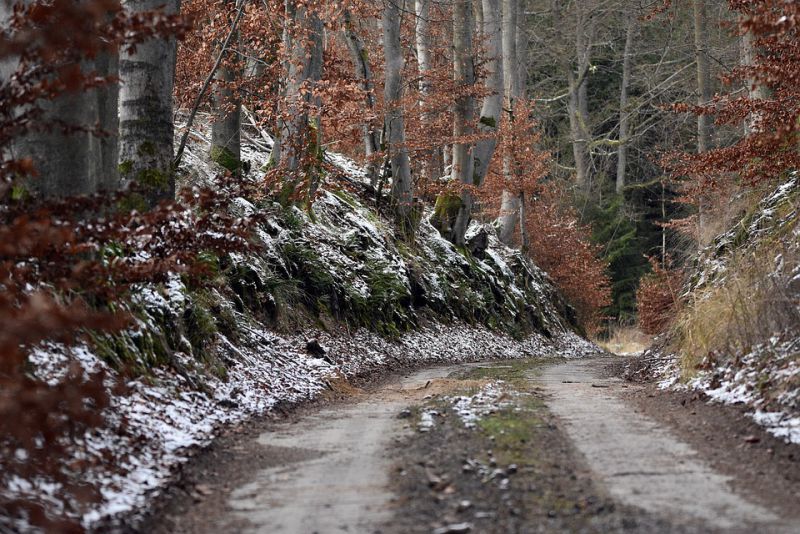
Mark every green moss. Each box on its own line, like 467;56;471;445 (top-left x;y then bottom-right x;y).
185;297;218;356
477;403;544;465
434;192;462;219
332;189;359;209
117;192;149;213
136;168;170;189
210;145;241;173
431;192;462;235
11;184;29;201
137;141;157;157
118;160;134;176
479;115;497;128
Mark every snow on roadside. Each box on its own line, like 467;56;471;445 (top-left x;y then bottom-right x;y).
648;337;800;445
4;322;592;532
2;113;599;532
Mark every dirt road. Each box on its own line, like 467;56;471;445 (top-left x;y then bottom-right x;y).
540;359;791;533
226;367;464;533
141;357;799;534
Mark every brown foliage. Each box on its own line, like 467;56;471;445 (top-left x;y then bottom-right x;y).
0;2;263;527
663;0;799;222
478;101;612;334
636;257;684;335
525;183;612;335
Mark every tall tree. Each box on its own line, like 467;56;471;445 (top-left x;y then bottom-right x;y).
382;0;414;221
448;0;477;246
277;0;323;202
616;6;635;194
473;0;504;187
566;0;594;193
343;8;380;186
693;0;712;154
415;0;442;181
497;0;519;245
1;0;118;198
209;0;242;174
119;0;181;208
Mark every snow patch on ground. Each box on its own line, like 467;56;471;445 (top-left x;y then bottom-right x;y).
447;381;520;428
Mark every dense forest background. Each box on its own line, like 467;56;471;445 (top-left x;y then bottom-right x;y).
2;0;795;333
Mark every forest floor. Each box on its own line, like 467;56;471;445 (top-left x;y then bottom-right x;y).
133;356;800;534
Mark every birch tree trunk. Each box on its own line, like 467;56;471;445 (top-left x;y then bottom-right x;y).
343;9;380;186
119;0;180;208
472;0;503;188
616;8;635;195
740;28;766;135
496;0;520;245
210;1;241;174
448;0;476;247
383;0;414;221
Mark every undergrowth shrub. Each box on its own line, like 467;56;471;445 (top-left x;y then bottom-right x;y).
525;183;612;335
636;257;684;335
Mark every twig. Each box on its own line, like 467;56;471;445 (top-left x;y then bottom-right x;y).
174;0;247;169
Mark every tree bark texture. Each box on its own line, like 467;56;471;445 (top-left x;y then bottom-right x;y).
472;0;503;188
382;0;413;219
210;0;242;174
278;0;323;187
496;0;519;245
119;0;180;208
616;8;635;195
343;9;380;186
1;1;119;198
567;1;593;193
693;0;712;154
449;0;476;247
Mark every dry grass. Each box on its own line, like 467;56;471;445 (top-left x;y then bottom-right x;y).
671;235;800;379
596;326;653;355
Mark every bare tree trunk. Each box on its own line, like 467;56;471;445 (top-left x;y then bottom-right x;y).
693;0;712;153
343;9;380;186
448;0;477;247
119;0;180;208
1;0;117;198
497;190;520;244
693;0;712;242
415;0;442;181
472;0;504;187
740;28;766;135
210;2;241;175
519;190;529;252
496;0;519;245
278;0;323;202
616;8;635;195
514;0;527;98
96;50;120;193
383;0;414;220
567;1;593;193
474;0;484;36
